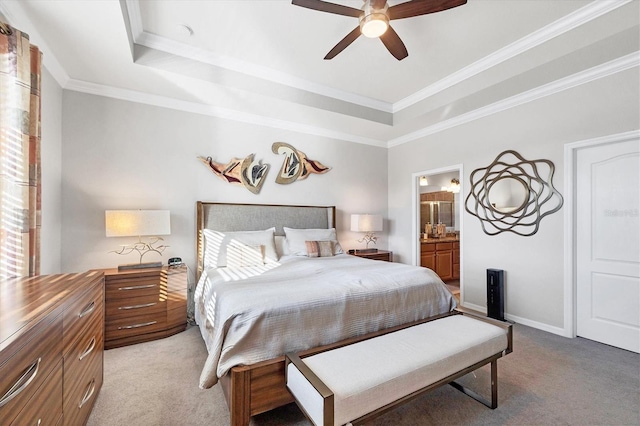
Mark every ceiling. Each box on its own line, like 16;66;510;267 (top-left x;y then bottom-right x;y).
2;0;638;147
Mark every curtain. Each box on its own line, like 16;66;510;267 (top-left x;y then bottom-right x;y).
0;22;42;278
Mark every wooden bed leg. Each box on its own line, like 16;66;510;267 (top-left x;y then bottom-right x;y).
230;369;251;426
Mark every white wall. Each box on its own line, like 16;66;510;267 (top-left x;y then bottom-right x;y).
61;92;388;275
388;67;640;332
40;66;62;274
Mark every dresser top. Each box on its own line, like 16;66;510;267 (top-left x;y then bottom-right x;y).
0;271;103;353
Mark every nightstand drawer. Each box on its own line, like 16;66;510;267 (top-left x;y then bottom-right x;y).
105;277;161;300
106;312;167;341
105;293;166;319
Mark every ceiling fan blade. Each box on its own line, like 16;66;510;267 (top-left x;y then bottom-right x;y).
388;0;467;20
324;26;361;60
380;26;408;60
292;0;362;18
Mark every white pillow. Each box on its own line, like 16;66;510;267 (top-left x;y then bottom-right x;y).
203;227;278;268
283;227;344;256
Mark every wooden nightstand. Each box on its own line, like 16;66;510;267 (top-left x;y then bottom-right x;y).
101;265;187;349
351;250;392;262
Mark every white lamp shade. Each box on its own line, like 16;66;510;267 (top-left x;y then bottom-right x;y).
351;214;383;233
105;210;171;237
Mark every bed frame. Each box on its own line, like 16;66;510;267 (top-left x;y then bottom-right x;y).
196;202;337;425
195;202;448;425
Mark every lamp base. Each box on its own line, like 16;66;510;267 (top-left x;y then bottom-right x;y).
355;248;378;254
118;261;163;271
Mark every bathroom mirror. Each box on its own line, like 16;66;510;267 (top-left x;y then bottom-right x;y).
465;150;563;236
488;176;529;213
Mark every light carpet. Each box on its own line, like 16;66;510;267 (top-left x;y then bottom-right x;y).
87;323;639;425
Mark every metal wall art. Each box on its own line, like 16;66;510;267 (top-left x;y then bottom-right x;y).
198;154;269;194
272;142;331;184
465;150;563;236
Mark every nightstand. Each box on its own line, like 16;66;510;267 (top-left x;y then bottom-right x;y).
101;264;187;349
351;250;392;262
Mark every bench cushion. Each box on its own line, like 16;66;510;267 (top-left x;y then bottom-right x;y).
287;314;509;425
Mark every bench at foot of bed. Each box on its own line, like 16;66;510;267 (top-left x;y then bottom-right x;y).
285;311;513;426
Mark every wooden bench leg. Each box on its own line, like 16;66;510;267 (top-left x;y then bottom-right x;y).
449;359;498;409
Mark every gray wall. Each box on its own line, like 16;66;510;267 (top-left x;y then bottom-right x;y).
387;67;640;333
61;91;388;275
40;66;62;274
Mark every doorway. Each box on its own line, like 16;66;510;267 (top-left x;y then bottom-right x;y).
412;165;463;303
565;131;639;352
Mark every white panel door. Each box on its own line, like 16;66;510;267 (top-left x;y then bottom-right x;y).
576;138;640;353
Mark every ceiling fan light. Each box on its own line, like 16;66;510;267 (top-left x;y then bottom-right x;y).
360;13;389;38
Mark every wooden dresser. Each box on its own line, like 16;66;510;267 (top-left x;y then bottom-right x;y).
102;265;187;349
0;271;104;426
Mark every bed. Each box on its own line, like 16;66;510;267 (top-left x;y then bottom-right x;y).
194;202;456;426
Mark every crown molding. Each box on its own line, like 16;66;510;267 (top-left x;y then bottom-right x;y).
393;0;632;112
124;0;392;114
123;0;631;115
387;51;640;148
64;79;388;148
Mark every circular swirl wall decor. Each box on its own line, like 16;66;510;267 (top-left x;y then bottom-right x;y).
465;150;563;236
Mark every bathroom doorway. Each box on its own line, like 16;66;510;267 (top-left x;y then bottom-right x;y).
412;165;463;303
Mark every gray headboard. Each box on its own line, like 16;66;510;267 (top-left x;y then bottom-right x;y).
195;202;336;280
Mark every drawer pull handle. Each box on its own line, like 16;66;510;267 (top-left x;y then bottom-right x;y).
79;337;97;361
78;379;96;409
118;284;155;291
118;302;157;310
0;357;41;408
118;321;157;330
78;301;96;318
37;419;42;426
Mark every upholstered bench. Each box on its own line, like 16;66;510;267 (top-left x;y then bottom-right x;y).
285;311;512;426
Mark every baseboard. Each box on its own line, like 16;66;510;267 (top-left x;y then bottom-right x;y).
461;302;567;337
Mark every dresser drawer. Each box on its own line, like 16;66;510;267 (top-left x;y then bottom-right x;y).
106;312;167;341
0;314;63;423
63;276;104;356
105;293;166;319
63;310;104;394
105;276;162;300
11;360;63;426
63;351;103;426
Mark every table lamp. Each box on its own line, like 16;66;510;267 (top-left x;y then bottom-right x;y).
351;214;383;253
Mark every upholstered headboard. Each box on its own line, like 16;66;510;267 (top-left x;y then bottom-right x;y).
195;202;336;281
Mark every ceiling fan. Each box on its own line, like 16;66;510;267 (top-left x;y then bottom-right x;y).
291;0;467;60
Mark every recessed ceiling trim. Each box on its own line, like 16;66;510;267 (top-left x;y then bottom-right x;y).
393;0;633;113
123;0;144;40
387;51;639;147
64;78;388;148
124;0;392;114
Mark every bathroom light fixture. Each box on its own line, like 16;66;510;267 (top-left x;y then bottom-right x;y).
450;178;460;193
419;176;429;186
351;214;383;252
105;210;170;270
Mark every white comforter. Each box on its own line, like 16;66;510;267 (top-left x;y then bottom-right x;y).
194;254;456;388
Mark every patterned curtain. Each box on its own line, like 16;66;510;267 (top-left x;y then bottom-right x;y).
0;22;42;278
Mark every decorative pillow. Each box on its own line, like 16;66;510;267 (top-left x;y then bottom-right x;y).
203;227;277;268
305;240;334;258
274;235;289;257
283;227;344;256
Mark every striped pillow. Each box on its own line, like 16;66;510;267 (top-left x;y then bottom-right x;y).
305;240;334;258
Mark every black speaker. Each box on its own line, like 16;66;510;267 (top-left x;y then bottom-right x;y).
487;269;504;321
